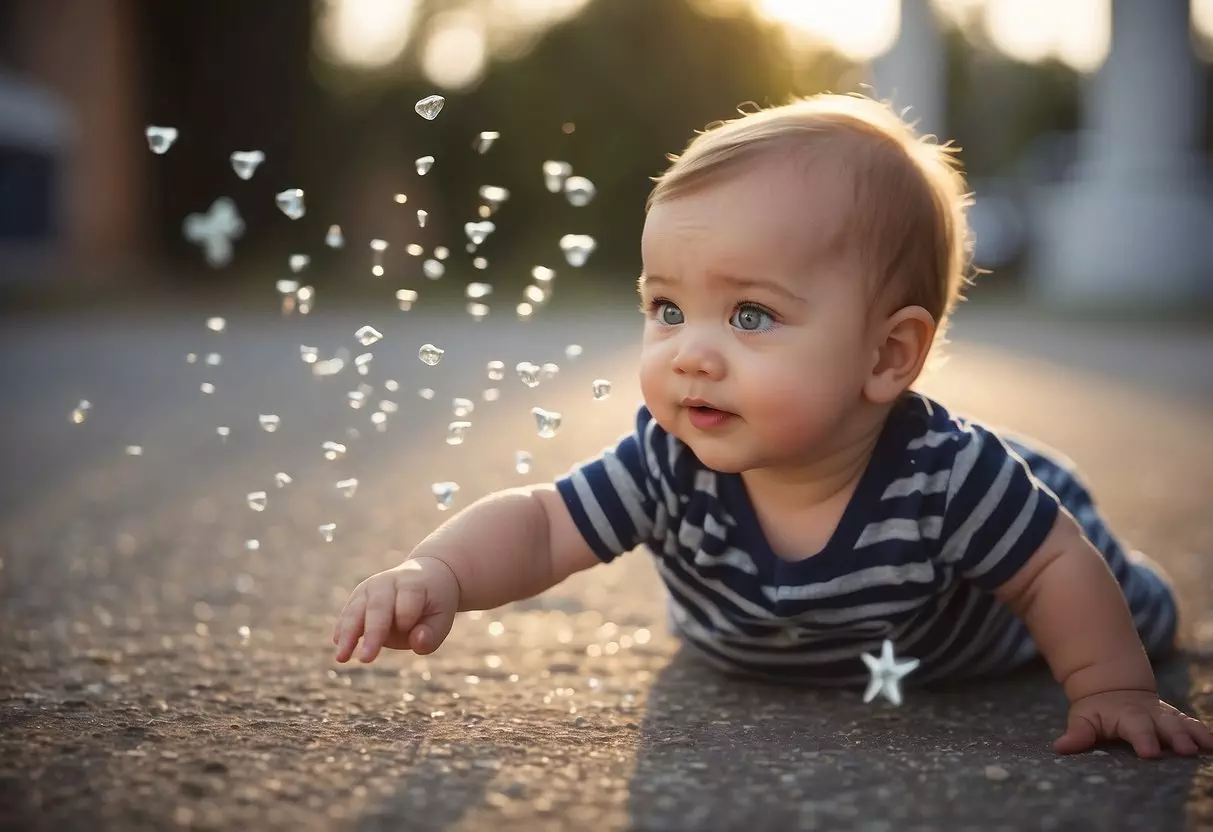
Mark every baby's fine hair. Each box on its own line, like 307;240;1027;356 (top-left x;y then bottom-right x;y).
648;93;975;366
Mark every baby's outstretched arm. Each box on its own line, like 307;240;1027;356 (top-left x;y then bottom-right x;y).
332;486;599;662
995;512;1213;758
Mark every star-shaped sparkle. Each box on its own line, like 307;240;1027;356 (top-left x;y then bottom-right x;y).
182;197;245;267
860;639;920;706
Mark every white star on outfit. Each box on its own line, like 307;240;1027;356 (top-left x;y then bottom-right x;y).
860;639;920;706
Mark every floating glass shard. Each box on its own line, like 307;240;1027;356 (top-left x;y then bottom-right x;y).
274;472;292;487
415;155;435;175
322;441;347;461
216;426;230;440
564;175;597;207
289;254;310;273
486;361;505;381
205;352;221;367
418;344;444;366
467;281;493;298
145;125;178;155
540;362;560;380
452;398;474;418
531;407;562;439
396;289;418;311
275;188;305;220
318;523;336;543
482;388;499;402
247;491;268;512
125;445;143;456
422;259;445;280
418;388;435;400
354;353;373;375
515;362;540;388
559;234;596;267
336;478;358;498
592;379;612;400
276;279;300;294
531;266;555;283
464;221;495;246
542;160;572;193
431;481;459;510
200;383;215;394
445;421;472;445
300;345;319;364
565;344;583;359
472;257;487;270
475;131;500;154
354;326;383;346
416;210;428;228
70;400;91;424
230;150;265;180
406;243;424;256
393;193;407;204
259;414;280;432
325;224;344;248
415;95;445;120
516;302;534;320
477;187;509;208
466;302;489;321
515;451;532;475
434;246;450;260
524;285;546;304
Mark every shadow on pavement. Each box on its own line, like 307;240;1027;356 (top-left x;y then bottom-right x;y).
620;646;1205;831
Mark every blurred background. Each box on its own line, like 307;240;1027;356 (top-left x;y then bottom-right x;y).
1;0;1211;314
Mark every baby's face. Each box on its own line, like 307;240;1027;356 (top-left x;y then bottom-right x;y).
638;155;879;473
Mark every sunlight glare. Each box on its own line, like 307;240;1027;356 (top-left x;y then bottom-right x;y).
754;0;900;61
1195;0;1213;43
320;0;418;68
422;10;488;90
984;0;1109;73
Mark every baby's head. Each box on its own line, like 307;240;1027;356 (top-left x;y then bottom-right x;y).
637;93;973;473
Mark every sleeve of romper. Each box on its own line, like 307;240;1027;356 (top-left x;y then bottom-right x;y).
934;420;1062;593
553;405;670;564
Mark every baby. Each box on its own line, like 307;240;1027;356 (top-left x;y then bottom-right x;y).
334;93;1213;759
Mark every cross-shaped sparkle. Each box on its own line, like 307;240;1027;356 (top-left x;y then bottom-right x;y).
860;639;920;707
182;197;245;267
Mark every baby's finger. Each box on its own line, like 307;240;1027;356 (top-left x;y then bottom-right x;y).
334;593;368;662
359;585;397;662
1182;715;1213;752
394;586;426;644
1157;712;1198;756
1119;710;1162;759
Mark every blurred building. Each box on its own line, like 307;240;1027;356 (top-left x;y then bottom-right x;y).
0;0;145;288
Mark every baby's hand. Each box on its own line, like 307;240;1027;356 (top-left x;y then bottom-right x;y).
1054;690;1213;758
332;557;461;663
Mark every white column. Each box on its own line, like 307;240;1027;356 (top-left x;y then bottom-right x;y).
1029;0;1213;307
868;0;946;140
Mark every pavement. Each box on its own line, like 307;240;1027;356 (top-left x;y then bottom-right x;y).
1;291;1212;832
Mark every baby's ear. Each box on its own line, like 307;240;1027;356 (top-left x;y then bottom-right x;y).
864;306;936;404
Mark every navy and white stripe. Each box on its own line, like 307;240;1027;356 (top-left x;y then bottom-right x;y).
555;392;1178;687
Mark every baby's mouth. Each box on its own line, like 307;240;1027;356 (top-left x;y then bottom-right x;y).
684;403;736;429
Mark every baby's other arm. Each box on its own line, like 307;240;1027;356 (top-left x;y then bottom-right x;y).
995;512;1213;757
333;485;601;662
420;485;602;611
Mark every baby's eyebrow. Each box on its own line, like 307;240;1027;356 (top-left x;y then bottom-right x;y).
640;272;806;307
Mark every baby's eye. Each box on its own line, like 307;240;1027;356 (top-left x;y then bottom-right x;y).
730;303;775;332
654;301;684;325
